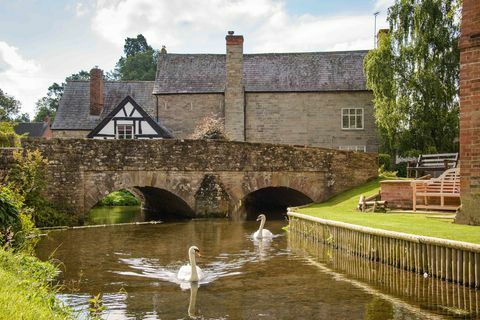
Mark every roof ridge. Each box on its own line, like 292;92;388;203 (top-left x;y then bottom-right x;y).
161;50;369;56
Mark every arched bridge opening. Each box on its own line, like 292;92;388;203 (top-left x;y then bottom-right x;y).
135;186;195;221
242;187;313;221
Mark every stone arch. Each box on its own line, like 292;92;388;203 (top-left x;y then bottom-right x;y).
237;186;313;220
223;172;318;220
83;171;199;219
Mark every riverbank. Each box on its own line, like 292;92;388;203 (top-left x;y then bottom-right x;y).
0;248;72;319
295;178;480;244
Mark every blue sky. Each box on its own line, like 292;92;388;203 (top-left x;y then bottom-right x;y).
0;0;393;117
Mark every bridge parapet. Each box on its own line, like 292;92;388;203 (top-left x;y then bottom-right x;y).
2;138;377;222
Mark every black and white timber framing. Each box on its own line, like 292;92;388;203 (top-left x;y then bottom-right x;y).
87;96;173;139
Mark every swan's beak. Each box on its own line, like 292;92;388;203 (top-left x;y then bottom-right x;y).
194;249;201;257
256;217;261;221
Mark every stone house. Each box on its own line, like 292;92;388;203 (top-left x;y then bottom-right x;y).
53;32;378;151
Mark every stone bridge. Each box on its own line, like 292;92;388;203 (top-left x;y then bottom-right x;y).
1;139;377;223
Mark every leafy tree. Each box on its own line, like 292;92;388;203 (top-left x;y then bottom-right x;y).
364;0;461;161
0;89;21;121
124;34;152;57
33;71;89;122
114;34;158;81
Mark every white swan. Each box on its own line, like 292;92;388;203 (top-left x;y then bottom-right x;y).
177;246;205;282
253;214;273;239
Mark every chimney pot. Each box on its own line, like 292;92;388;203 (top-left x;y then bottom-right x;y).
90;67;104;116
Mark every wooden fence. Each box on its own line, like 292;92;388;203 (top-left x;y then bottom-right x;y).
288;211;480;288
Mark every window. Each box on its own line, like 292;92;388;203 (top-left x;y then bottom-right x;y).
339;145;366;152
342;108;364;129
117;124;134;139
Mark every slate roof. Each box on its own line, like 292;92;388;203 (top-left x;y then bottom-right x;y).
14;122;49;137
53;81;159;130
153;50;369;94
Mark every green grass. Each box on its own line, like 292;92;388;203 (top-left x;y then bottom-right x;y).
297;178;480;244
0;249;73;320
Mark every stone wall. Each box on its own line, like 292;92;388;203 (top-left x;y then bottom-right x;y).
224;34;245;141
245;91;379;151
155;93;224;138
1;139;378;222
52;130;89;138
457;0;480;225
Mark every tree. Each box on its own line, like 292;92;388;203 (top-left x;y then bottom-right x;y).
0;89;21;121
364;0;461;161
114;34;158;81
33;71;89;122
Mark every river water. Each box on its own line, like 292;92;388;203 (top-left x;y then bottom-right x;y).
35;207;480;319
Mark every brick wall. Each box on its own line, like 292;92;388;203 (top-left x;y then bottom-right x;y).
457;0;480;225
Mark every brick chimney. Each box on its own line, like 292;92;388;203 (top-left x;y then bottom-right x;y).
456;0;480;225
90;67;104;116
224;31;245;141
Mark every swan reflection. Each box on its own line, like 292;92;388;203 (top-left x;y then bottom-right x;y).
187;282;199;318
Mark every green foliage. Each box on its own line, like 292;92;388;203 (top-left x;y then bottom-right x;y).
190;114;229;140
378;153;391;171
88;293;106;319
6;149;68;227
0;122;22;147
0;248;73;319
97;189;140;207
394;161;408;177
110;34;158;81
124;34;152;57
0;89;21;121
364;0;461;159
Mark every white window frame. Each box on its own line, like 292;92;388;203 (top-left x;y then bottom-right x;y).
339;145;367;152
116;124;134;139
341;108;364;130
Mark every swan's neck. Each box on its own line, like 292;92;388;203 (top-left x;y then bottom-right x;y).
257;217;265;236
189;251;199;282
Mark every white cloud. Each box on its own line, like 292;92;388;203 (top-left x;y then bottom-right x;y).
90;0;391;53
0;41;48;117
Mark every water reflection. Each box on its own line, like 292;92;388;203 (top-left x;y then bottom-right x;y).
289;231;480;319
188;282;199;318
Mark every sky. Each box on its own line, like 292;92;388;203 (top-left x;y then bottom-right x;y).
0;0;393;118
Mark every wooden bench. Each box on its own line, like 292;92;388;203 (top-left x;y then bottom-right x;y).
407;153;458;178
412;168;460;212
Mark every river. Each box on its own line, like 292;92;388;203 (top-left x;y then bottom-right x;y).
35;207;480;319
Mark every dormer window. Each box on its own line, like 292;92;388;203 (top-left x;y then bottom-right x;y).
117;124;133;139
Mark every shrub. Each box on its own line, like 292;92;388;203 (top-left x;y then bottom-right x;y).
0;122;21;147
395;162;408;177
189;114;229;140
378;153;391;171
6;149;68;228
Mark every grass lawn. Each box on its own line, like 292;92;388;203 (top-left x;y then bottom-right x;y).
296;178;480;244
